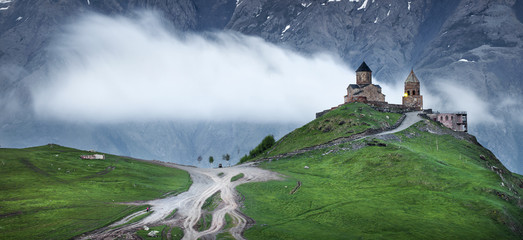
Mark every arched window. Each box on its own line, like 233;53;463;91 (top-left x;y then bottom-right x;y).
451;116;454;120
412;90;416;95
445;116;449;121
407;91;410;96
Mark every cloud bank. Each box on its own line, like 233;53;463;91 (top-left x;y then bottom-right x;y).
32;12;352;123
31;11;509;127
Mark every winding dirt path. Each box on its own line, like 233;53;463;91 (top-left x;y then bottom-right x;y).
79;112;423;240
377;111;423;135
79;163;281;240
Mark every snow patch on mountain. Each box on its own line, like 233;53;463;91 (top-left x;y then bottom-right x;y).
458;58;475;63
357;0;369;10
282;25;290;34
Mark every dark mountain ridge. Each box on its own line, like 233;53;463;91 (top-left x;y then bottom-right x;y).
0;0;521;172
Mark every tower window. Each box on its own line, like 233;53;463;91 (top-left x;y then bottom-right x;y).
412;90;416;95
445;116;449;121
407;91;410;96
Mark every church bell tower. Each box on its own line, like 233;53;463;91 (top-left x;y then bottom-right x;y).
402;70;423;110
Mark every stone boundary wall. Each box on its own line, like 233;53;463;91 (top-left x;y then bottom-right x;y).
316;102;417;118
257;114;407;162
366;101;418;113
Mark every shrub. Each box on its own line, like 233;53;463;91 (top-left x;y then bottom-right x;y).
239;135;275;163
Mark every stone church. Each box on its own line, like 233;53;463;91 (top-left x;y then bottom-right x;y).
343;61;424;111
344;62;386;104
318;61;468;132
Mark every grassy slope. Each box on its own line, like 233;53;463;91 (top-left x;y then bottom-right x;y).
0;144;191;240
262;102;401;157
237;104;523;239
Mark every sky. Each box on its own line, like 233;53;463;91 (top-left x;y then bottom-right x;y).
30;11;506;127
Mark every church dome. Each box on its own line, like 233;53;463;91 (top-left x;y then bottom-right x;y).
356;61;372;72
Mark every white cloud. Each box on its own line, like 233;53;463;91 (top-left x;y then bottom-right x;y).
33;11;506;128
423;80;500;126
377;75;502;126
32;12;353;123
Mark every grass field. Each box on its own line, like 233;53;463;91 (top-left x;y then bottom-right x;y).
136;225;184;240
0;144;191;240
237;119;523;239
231;173;245;182
260;102;401;157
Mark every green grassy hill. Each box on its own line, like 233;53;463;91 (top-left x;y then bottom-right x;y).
242;103;402;162
238;103;523;239
0;144;191;240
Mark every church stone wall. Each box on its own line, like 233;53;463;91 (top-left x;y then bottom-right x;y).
356;72;372;85
402;95;423;110
404;82;420;96
364;85;385;102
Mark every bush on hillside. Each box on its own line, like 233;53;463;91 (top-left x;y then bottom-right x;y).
240;135;275;163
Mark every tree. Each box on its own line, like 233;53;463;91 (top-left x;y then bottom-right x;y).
222;153;230;167
240;135;276;163
209;156;214;168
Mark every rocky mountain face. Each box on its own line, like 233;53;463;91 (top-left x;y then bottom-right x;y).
228;0;523;173
1;0;522;172
0;0;292;165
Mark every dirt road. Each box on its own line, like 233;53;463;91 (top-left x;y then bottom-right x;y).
377;111;422;135
80;112;423;240
80;163;281;240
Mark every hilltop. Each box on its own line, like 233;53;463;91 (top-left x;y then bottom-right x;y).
237;103;523;239
1;103;522;239
0;145;191;239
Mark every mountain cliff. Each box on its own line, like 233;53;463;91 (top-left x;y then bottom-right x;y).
0;0;521;172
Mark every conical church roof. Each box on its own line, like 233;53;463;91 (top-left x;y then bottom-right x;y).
356;61;372;72
405;70;419;83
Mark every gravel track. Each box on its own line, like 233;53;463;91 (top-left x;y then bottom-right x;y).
79;112;422;240
79;163;281;240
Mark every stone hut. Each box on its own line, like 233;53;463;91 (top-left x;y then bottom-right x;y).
402;70;423;110
344;62;386;103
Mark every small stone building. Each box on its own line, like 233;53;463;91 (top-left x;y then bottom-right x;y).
402;70;423;110
427;112;468;132
344;62;386;103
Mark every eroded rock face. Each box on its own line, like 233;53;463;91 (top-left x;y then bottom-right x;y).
1;0;522;173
